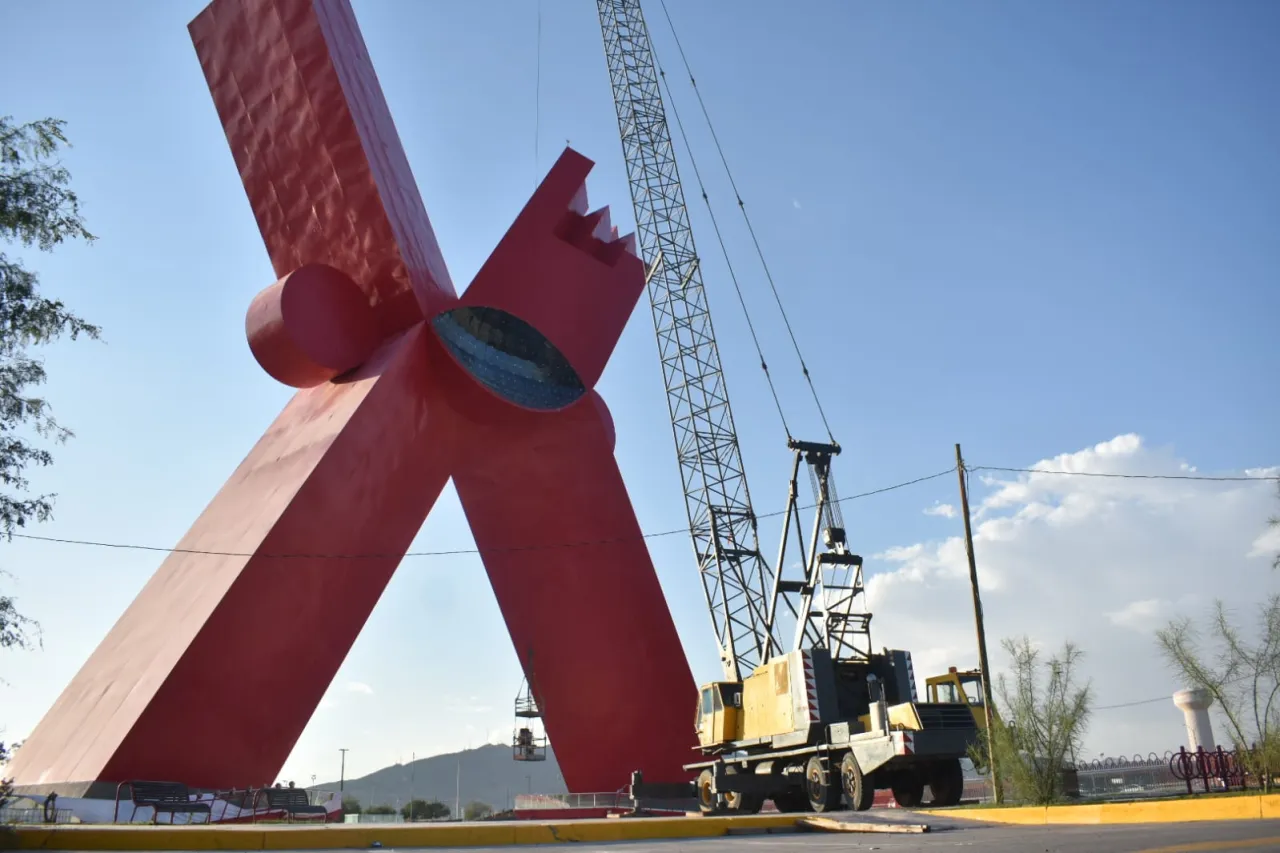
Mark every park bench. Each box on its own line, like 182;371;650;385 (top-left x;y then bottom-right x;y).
254;786;329;823
113;780;213;824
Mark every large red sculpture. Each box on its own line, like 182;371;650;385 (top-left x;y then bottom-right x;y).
7;0;696;796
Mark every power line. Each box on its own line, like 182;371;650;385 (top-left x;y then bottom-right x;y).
972;465;1279;483
1095;695;1170;711
5;461;1273;560
1094;673;1262;711
4;467;957;560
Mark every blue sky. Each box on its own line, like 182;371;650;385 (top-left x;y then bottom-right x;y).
0;0;1276;791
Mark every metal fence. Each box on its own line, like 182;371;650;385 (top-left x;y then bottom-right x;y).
0;805;75;825
514;792;631;811
953;747;1261;804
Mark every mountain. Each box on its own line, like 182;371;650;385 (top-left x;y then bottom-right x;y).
310;744;567;814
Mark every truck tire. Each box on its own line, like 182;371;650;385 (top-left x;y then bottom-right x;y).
726;790;765;814
927;758;964;807
804;755;843;813
891;767;925;808
696;768;725;815
723;767;764;814
840;752;875;812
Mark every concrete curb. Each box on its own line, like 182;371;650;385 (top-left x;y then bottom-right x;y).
921;793;1280;825
1;814;802;850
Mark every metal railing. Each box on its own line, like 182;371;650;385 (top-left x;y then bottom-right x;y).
954;747;1265;804
513;792;632;811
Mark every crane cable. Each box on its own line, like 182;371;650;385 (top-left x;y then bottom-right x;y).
656;0;836;444
653;53;792;440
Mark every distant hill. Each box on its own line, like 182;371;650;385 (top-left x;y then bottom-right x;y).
310;744;566;814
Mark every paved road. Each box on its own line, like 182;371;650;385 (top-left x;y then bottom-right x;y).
395;814;1280;853
63;814;1280;852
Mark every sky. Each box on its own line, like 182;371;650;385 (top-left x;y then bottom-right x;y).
0;0;1277;793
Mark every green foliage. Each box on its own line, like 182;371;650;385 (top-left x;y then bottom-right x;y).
340;795;361;815
1156;596;1280;793
401;798;449;820
968;636;1092;805
364;804;397;815
462;800;493;821
0;739;12;807
0;114;100;653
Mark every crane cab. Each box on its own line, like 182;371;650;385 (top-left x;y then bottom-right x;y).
695;681;743;748
925;667;989;729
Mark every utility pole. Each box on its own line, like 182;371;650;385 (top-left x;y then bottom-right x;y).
955;443;1002;804
339;748;349;793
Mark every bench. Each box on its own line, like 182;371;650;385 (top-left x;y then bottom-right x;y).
113;780;213;824
255;786;329;823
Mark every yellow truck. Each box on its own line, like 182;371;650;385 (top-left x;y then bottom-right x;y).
685;648;981;813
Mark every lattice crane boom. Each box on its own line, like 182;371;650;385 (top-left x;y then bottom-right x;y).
596;0;777;681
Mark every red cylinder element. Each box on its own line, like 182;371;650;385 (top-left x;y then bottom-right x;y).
246;263;381;388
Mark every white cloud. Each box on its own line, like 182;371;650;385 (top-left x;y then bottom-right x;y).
792;199;802;210
345;681;374;695
862;433;1278;757
1106;598;1172;631
923;502;957;519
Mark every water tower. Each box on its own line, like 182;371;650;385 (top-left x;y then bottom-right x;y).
1172;688;1215;751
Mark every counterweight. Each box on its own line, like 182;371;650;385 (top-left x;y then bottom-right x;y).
596;0;776;680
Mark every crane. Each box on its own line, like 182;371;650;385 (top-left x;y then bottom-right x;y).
595;0;870;678
596;1;979;814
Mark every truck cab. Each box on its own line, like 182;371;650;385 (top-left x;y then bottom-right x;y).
925;667;989;729
695;681;743;749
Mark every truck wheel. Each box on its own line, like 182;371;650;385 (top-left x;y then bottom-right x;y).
723;767;764;814
804;755;843;813
840;752;874;812
927;758;964;807
725;790;764;814
890;767;925;808
696;768;725;815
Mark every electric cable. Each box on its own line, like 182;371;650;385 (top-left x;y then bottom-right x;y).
1094;673;1260;711
972;466;1279;482
5;462;1273;559
5;467;957;560
651;48;791;441
657;0;835;443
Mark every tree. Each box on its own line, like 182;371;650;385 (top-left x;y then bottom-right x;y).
401;798;449;820
0;740;12;807
340;795;361;815
462;800;493;821
970;636;1093;805
1156;596;1280;793
0;114;101;655
364;804;397;815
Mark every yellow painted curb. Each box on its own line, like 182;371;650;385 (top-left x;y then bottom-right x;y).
922;793;1280;825
0;814;802;851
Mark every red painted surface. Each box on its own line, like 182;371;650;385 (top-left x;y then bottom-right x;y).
7;0;696;795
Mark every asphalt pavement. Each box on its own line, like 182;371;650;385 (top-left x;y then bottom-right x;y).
386;813;1280;853
56;813;1280;852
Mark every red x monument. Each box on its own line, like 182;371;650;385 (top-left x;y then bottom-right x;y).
8;0;696;796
